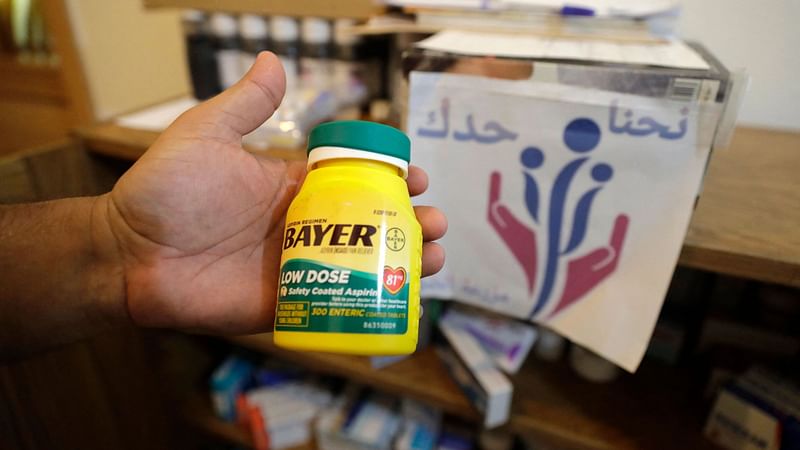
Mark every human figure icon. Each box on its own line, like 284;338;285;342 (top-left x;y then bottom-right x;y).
487;117;629;319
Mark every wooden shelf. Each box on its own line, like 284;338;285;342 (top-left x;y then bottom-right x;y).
75;123;161;161
227;334;718;449
143;0;384;19
75;123;800;288
75;122;307;162
678;127;800;287
227;334;481;422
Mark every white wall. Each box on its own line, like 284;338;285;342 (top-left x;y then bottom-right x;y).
66;0;190;120
679;0;800;131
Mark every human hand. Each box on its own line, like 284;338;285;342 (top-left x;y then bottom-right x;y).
97;52;446;335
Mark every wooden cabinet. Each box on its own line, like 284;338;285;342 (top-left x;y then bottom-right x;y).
0;1;93;157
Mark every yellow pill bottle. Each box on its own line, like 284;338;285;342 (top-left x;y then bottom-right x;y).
273;120;422;355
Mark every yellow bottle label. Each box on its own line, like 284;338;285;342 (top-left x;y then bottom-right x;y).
275;166;421;336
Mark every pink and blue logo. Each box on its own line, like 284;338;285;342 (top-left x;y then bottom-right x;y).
488;118;630;319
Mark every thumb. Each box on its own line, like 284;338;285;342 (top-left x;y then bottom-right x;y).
171;51;286;143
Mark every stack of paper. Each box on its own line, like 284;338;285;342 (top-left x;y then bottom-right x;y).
115;97;198;132
384;0;680;18
362;0;682;43
416;30;709;70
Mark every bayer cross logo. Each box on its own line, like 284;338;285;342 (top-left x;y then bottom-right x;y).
385;227;406;251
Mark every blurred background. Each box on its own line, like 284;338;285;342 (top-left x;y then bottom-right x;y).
0;0;796;156
0;1;798;450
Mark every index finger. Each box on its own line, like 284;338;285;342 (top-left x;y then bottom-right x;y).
407;165;429;197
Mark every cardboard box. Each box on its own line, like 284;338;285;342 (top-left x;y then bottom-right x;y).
705;368;800;450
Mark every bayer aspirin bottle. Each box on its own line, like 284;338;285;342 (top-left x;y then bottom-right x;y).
274;121;422;355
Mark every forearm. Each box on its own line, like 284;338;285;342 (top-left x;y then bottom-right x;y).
0;195;127;358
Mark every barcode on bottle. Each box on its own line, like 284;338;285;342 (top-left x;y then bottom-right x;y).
669;78;701;102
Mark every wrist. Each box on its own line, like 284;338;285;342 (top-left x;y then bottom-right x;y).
88;194;129;328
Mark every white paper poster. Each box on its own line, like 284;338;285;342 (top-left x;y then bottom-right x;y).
409;71;717;371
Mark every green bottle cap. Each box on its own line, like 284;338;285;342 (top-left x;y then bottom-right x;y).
307;120;410;163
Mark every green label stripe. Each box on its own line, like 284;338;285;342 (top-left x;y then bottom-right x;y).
275;259;408;334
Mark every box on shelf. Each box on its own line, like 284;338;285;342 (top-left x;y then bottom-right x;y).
241;379;334;449
437;320;513;428
441;304;538;374
394;399;441;450
209;356;339;449
316;386;403;450
705;367;800;450
210;355;254;422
